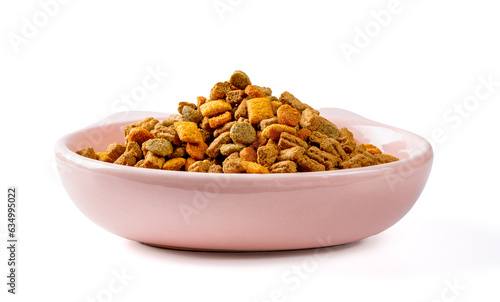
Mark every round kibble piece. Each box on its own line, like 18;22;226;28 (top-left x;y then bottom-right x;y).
230;122;256;145
229;70;252;90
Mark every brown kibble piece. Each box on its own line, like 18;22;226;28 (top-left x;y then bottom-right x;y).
259;116;279;131
197;96;207;109
199;100;232;117
222;153;245;173
230;121;256;145
125;141;142;160
177;102;197;114
106;143;126;162
306;146;340;170
114;152;137;166
209;111;232;129
247;97;274;124
142;138;173;157
143;152;166;169
206;132;232;158
374;154;399;164
127;127;155;145
277;104;301;127
245;85;267;98
296;128;312;141
170;146;187;158
240;146;257;162
278;91;313;113
337;127;357;153
229;70;252;90
185;157;196;171
226;90;245;105
309;131;348;160
209;81;232;100
278;132;308;149
135;159;145;168
340;153;376;169
182;106;204;124
151;125;182;146
277;146;306;162
298;156;326;172
257;145;279;167
262;124;297;141
213;121;236;138
76;147;96;160
174;122;204;144
316;117;340;139
270;161;297;173
162;158;186;171
240;161;269;174
186;141;208;160
271;101;282;115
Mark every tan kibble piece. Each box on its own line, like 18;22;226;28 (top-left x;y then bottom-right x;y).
209;111;232;128
230;121;257;145
170;146;186;158
142;138;173;157
210;81;232;100
127;127;155;145
240;146;258;162
296;128;312;141
259;116;279;130
106;143;126;162
135;159;145;168
278;91;314;113
300;108;321;131
208;164;223;173
222;153;245;173
213;121;236;137
199;100;232;117
278;132;308;149
364;144;382;155
197;96;207;109
298;156;326;172
337;127;357;153
247;97;274;124
76;147;97;160
229;70;252;90
220;143;246;156
270;161;297;173
309;131;348;160
95;152;113;163
252;131;268;148
277;104;301;127
151;125;182;146
340;153;376;169
162;158;186;171
374;154;399;164
125;141;142;160
306;146;340;170
174;121;203;144
143;152;166;169
240;161;269;174
277;146;306;162
206;132;232;158
177;102;197;114
114;152;137;166
262;124;297;141
245;85;267;98
186;141;208;160
188;159;212;172
257;145;279;167
234;99;248;119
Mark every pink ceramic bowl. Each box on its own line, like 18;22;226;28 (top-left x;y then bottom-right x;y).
54;108;433;251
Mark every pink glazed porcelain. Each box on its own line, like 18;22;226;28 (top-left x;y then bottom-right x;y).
54;109;433;251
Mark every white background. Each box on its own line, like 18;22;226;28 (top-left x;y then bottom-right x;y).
1;0;499;301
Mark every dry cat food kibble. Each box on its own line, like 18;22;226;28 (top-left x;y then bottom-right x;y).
76;71;399;173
